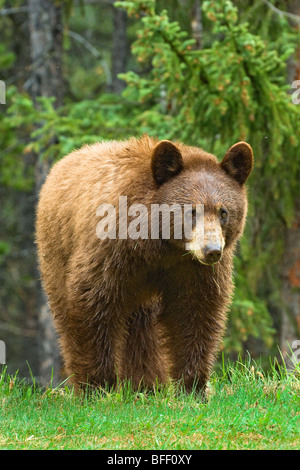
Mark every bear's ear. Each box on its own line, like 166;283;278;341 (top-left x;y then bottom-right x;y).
151;140;183;186
220;141;253;185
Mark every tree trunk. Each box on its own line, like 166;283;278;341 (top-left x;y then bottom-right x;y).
0;7;39;381
190;0;202;49
111;3;128;93
28;0;63;106
28;0;63;385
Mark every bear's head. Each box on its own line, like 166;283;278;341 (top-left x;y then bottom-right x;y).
150;140;253;265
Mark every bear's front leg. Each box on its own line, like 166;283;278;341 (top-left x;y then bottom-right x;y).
55;297;125;390
121;303;167;389
160;279;228;395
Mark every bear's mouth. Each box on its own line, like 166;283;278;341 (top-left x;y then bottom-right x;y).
184;249;223;266
198;257;222;266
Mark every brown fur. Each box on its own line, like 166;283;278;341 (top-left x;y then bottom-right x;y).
36;135;253;393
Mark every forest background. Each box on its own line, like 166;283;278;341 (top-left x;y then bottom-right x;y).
0;0;300;384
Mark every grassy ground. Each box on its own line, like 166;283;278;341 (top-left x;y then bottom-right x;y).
0;358;299;450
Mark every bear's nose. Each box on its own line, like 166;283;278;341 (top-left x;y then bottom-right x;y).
203;244;222;264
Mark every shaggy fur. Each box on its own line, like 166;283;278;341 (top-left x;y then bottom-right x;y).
36;136;253;393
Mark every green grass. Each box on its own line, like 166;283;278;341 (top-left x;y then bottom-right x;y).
0;358;299;450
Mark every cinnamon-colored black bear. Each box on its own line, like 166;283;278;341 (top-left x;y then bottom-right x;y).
36;136;253;394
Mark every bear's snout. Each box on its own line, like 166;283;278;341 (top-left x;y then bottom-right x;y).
202;243;223;265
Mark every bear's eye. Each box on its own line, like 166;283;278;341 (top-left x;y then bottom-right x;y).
219;208;228;221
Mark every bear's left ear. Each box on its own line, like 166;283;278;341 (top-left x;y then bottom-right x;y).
220;141;254;185
151;140;184;186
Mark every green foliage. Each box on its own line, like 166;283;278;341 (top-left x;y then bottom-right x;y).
0;88;34;191
226;256;275;353
3;90;142;162
119;0;299;156
0;44;15;70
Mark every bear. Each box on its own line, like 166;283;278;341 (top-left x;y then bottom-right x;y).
36;136;253;394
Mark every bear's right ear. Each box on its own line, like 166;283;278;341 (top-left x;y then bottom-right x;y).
220;141;254;185
151;140;183;186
